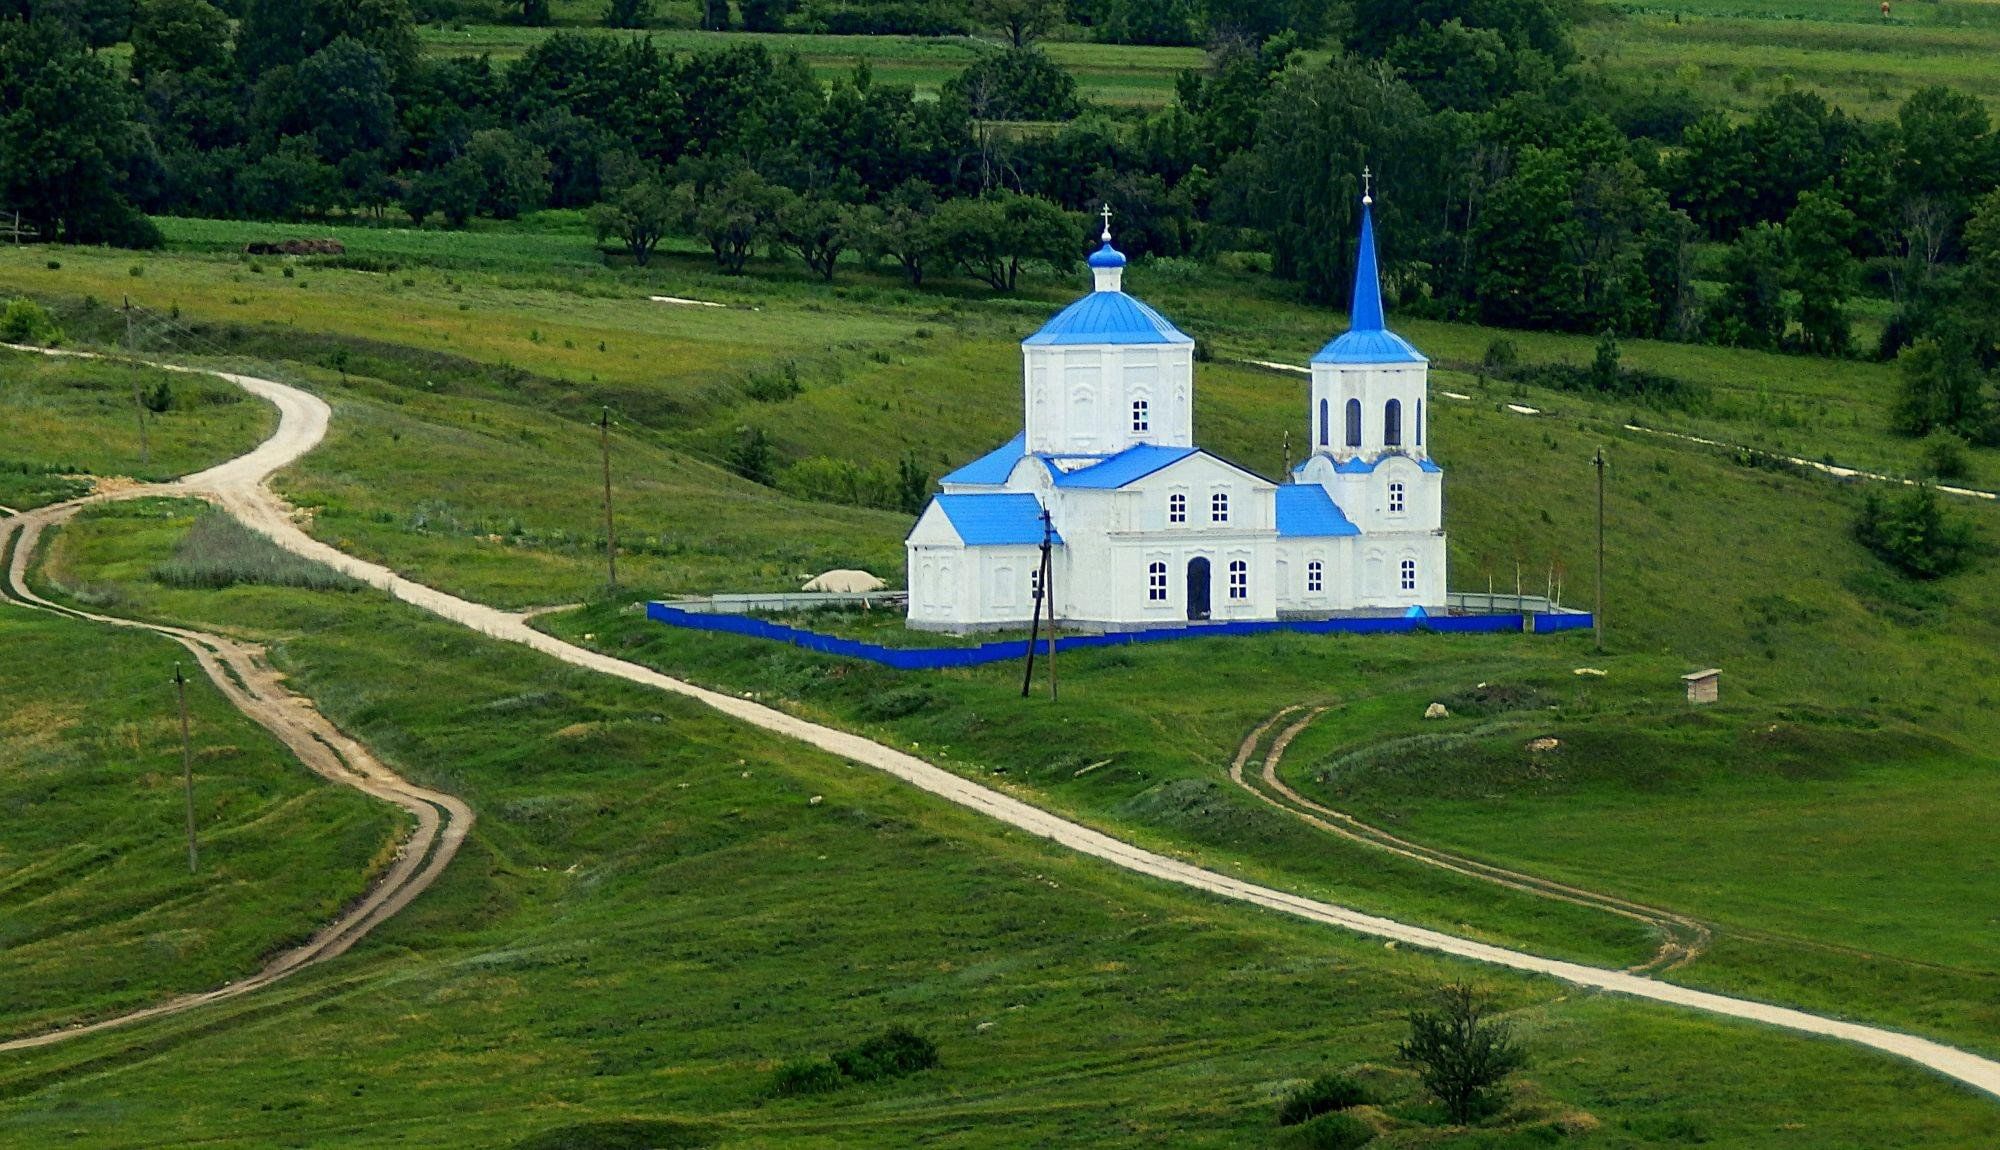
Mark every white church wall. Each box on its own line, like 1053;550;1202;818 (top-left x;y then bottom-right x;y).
1025;344;1195;455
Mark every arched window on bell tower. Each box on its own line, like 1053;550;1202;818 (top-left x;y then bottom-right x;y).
1385;398;1403;447
1319;398;1329;447
1345;398;1362;448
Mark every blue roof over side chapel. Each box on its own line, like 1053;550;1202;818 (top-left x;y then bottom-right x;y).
941;433;1027;486
1276;485;1361;537
1312;199;1428;366
932;493;1059;546
1050;444;1200;489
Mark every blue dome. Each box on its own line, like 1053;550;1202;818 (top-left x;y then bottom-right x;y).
1087;242;1127;269
1023;290;1193;347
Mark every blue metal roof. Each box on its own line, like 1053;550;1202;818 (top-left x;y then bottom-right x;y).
1024;291;1193;347
941;433;1026;486
1050;444;1198;489
1087;242;1127;269
932;493;1058;546
1335;455;1376;474
1419;457;1443;473
1311;201;1427;366
1276;484;1360;537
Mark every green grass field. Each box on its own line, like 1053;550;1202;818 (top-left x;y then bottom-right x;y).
9;502;2000;1146
0;592;397;1040
0;349;276;509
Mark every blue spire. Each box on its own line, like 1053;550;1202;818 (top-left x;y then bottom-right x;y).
1309;174;1427;366
1349;197;1385;333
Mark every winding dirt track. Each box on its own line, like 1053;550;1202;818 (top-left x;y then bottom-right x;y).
1227;707;1710;975
5;350;2000;1103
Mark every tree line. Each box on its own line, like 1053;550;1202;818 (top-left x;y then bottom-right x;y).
2;0;1999;442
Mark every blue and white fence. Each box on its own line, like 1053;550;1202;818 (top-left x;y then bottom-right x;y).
646;601;1594;671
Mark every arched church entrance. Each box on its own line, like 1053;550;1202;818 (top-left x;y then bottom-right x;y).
1186;557;1211;621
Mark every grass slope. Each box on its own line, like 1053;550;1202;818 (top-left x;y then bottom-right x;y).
7;505;1999;1146
0;589;396;1039
0;348;275;509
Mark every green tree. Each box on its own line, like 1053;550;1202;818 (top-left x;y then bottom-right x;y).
738;0;791;31
942;46;1081;123
131;0;231;83
237;0;419;83
237;135;338;219
1785;188;1858;356
1398;984;1526;1125
699;0;727;29
1892;335;1987;439
464;128;550;219
519;0;549;24
1245;54;1441;305
683;168;785;273
404;154;483;226
602;0;648;26
856;179;939;286
729;425;774;485
973;0;1060;45
0;20;155;245
587;175;675;265
1855;483;1979;580
933;192;1079;292
774;193;860;281
1713;222;1789;349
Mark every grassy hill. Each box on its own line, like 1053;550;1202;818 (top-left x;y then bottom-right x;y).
7;502;1999;1146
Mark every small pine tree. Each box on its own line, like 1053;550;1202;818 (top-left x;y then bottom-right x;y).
896;455;931;515
729;426;773;485
1399;984;1526;1125
1589;328;1621;392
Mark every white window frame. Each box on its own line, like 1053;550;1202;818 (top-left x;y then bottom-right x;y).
1168;492;1187;524
1030;566;1043;602
1307;559;1323;594
1228;559;1248;600
1146;561;1168;602
1388;481;1406;514
1211;491;1230;524
1131;397;1150;434
1400;558;1417;592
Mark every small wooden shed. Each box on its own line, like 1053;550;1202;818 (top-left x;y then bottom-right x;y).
1682;669;1721;705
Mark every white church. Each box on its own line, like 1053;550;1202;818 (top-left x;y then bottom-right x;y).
906;191;1447;633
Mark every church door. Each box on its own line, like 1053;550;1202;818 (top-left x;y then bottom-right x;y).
1186;557;1211;621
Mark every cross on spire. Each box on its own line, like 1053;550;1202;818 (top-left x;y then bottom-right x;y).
1362;166;1373;207
1100;202;1114;242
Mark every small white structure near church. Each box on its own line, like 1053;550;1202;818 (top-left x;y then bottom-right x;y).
907;192;1447;632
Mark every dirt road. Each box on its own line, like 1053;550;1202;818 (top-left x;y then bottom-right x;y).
6;347;1999;1102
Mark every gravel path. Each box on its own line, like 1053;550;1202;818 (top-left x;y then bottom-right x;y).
6;347;1999;1102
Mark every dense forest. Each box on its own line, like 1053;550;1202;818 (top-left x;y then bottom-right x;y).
1;0;1998;442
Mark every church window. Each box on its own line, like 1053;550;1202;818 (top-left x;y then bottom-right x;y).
1030;567;1043;602
1307;560;1323;593
1388;482;1405;514
1228;560;1248;600
1385;399;1403;447
1345;399;1362;447
1400;558;1417;592
1169;493;1186;523
1416;399;1423;446
1211;492;1230;523
1319;399;1329;447
1147;562;1167;601
1132;398;1150;433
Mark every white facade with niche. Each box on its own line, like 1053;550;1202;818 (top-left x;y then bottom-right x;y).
907;203;1447;632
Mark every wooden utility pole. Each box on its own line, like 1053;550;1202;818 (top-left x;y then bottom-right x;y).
1594;448;1607;652
174;664;198;874
126;297;150;466
1020;507;1058;701
599;406;617;592
1021;555;1044;698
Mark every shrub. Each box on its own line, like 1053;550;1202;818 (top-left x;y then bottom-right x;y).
154;511;360;591
1482;337;1519;371
1;297;63;345
1277;1073;1373;1126
770;1057;842;1096
1854;484;1979;580
857;684;934;721
1920;431;1970;480
1399;984;1526;1125
1278;1111;1376;1149
832;1026;939;1082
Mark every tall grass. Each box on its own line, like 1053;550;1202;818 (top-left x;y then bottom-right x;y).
153;510;359;591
